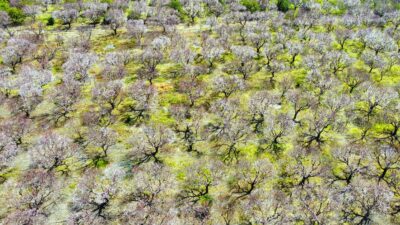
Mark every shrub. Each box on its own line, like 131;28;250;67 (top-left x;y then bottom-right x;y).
47;17;55;26
169;0;183;11
0;0;26;25
277;0;290;12
240;0;261;13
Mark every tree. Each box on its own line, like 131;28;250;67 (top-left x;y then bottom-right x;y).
229;45;257;80
149;6;180;33
28;21;46;41
259;113;294;154
150;35;171;50
177;77;205;108
206;15;218;32
105;9;126;36
286;151;327;187
52;4;78;29
299;109;337;148
226;11;251;43
305;69;340;99
101;51;131;81
128;124;174;166
211;117;250;163
119;162;176;224
357;84;396;120
338;180;393;225
0;67;14;99
126;19;147;46
247;22;271;57
49;79;81;125
0;115;31;146
361;50;386;73
275;27;295;49
228;159;273;201
202;37;224;69
170;39;196;66
177;160;222;223
263;43;284;68
320;15;336;32
265;60;287;85
68;30;93;53
177;161;217;205
30;132;77;172
181;0;203;24
290;183;337;224
1;37;36;72
369;145;400;183
172;107;203;153
0;132;19;180
22;5;41;22
335;28;354;50
128;0;149;20
378;103;400;144
286;89;316;124
110;0;129;10
69;168;124;224
92;81;123;115
330;144;369;185
137;48;162;84
82;2;108;26
34;44;59;70
240;0;261;13
3;169;59;224
286;42;303;67
364;29;397;55
0;10;13;36
123;80;158;124
62;52;97;82
87;127;118;161
248;90;280;133
205;0;224;17
294;9;321;36
0;0;26;25
324;50;354;75
341;67;370;94
213;75;245;98
15;66;53;117
41;0;56;11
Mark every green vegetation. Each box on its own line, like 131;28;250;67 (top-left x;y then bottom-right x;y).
0;0;400;224
240;0;261;12
0;0;25;24
277;0;290;12
46;16;54;26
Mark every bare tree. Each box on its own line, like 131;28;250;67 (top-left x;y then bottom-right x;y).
126;19;147;46
62;52;97;82
338;180;393;225
30;132;77;172
69;168;124;224
119;162;176;224
92;81;123;115
123;80;158;124
330;144;369;185
82;2;108;26
128;124;174;165
53;4;78;30
137;47;163;84
3;169;59;224
213;75;245;98
87;127;118;162
105;9;126;36
228;45;257;80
